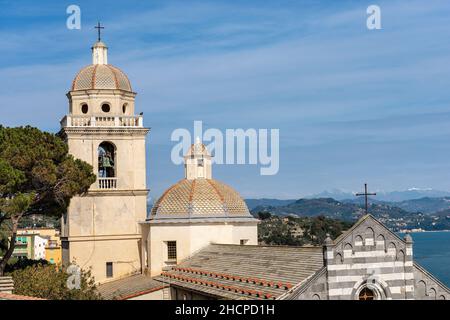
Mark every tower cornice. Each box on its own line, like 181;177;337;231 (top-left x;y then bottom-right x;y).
60;127;150;140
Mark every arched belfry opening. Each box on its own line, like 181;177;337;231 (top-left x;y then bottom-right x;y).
98;142;116;178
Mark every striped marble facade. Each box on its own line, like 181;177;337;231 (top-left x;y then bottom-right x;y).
291;215;450;300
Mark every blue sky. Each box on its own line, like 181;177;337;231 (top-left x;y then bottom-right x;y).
1;0;450;200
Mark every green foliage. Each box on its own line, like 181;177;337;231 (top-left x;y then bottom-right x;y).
18;215;61;229
258;214;353;246
9;261;102;300
0;193;34;216
5;257;49;273
0;126;96;274
0;159;26;195
0;223;8;256
0;126;96;217
257;211;272;220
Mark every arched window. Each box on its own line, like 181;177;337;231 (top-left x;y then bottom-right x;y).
429;288;437;300
355;235;363;246
417;280;426;297
81;103;88;114
343;243;353;259
376;234;386;251
122;103;127;114
397;250;405;262
359;287;375;300
387;242;397;260
98;142;116;177
364;227;375;245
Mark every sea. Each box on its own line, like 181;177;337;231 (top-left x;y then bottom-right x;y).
398;231;450;287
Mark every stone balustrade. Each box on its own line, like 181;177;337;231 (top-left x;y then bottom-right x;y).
61;115;143;127
98;178;117;189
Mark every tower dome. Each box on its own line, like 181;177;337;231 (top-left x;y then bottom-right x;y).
150;139;253;220
150;178;251;218
71;41;132;92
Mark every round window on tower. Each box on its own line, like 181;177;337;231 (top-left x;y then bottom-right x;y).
81;103;88;114
122;103;127;114
102;103;111;113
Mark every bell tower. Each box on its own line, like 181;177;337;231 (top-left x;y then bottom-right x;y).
60;36;149;283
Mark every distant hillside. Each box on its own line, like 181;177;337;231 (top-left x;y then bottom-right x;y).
393;197;450;214
245;199;296;210
344;196;450;214
251;197;410;221
250;197;450;231
433;208;450;217
308;196;450;215
308;188;450;202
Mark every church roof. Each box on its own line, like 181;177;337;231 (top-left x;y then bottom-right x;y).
150;178;253;219
97;274;166;300
0;292;45;300
71;64;132;92
155;243;324;300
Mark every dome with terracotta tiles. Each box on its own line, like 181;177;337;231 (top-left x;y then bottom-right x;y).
150;178;251;218
71;41;132;92
150;139;252;219
72;64;132;91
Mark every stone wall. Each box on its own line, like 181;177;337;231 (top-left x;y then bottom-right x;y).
413;263;450;300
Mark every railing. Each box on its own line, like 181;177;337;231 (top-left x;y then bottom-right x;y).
98;178;117;189
61;115;143;128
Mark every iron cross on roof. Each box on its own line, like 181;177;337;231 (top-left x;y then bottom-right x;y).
355;183;376;214
95;22;105;41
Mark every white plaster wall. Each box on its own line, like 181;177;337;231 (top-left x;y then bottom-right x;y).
147;221;258;276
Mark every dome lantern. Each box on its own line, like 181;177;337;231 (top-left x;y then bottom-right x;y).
184;137;212;180
92;41;108;65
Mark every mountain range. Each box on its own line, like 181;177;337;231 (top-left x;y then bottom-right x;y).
247;198;410;221
245;196;450;231
306;188;450;202
246;196;450;215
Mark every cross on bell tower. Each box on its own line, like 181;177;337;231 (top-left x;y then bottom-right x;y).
95;22;104;41
356;183;376;214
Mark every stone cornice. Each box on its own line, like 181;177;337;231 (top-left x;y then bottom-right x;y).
61;127;150;137
61;234;142;242
67;89;137;98
85;189;150;197
142;216;259;225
